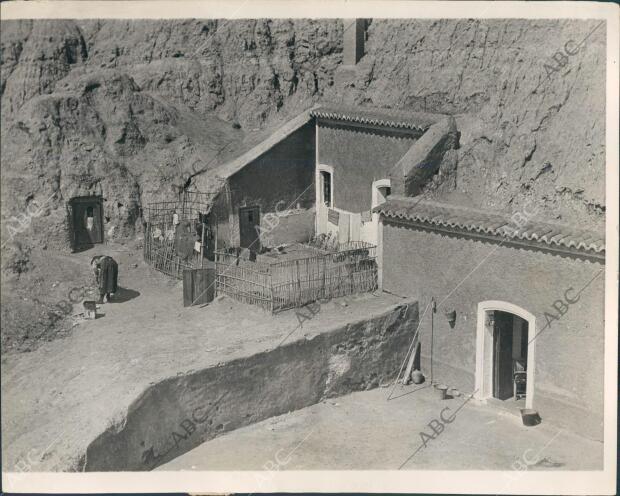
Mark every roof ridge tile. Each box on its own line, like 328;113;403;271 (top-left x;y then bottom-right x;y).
374;198;605;256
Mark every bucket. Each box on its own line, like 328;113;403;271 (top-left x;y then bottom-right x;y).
520;408;542;426
435;384;449;400
83;300;97;320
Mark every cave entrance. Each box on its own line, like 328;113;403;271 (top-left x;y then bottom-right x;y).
69;196;104;252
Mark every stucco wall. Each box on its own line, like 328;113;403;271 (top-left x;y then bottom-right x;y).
318;123;419;213
210;122;316;250
381;219;605;440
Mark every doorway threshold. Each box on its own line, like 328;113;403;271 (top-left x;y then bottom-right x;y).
486;396;526;419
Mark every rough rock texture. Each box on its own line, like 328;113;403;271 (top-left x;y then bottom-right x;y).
339;19;605;226
0;18;605;353
0;18;606;321
1;20;605;239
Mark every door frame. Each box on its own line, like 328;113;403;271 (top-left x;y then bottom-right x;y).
238;205;261;250
315;164;335;236
69;196;104;250
474;300;536;409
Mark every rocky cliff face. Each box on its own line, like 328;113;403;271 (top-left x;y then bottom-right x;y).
1;18;606;256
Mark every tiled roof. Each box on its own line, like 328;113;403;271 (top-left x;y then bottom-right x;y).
374;197;605;257
311;104;442;132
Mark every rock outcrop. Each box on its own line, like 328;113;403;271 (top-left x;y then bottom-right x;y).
1;18;606;252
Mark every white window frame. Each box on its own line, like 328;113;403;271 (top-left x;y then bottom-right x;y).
316;164;334;209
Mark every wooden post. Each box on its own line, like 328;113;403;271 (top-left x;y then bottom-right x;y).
214;215;218;296
200;219;206;269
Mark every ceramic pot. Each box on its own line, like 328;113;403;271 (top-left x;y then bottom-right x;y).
411;369;425;384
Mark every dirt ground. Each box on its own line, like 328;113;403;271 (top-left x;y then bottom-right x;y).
1;244;405;471
1;240;604;474
1;237;159;355
159;384;603;472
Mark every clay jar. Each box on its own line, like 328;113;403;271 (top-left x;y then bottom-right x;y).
411;369;425;384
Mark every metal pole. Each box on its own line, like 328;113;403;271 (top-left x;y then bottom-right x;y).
430;296;436;385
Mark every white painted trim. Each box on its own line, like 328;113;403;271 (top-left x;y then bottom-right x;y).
377;215;384;289
475;300;536;409
315;164;335;236
371;178;392;209
314;124;319;235
317;163;335;207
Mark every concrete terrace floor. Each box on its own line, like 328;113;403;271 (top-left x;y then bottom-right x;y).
1;242;407;471
159;384;603;471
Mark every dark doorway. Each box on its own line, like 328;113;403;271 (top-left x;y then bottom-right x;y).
69;196;104;251
239;206;260;251
493;311;529;401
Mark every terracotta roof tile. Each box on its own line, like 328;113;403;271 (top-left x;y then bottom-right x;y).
311;104;443;132
374;197;605;256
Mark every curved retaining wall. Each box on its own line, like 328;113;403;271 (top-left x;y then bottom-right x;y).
83;301;418;471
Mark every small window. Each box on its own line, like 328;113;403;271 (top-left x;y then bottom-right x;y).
86;206;94;218
379;186;391;199
373;182;391;208
320;171;332;207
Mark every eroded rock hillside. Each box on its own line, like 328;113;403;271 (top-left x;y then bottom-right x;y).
0;18;606;354
1;18;606;259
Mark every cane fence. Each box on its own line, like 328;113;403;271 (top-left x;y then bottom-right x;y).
215;241;377;313
144;223;204;279
144;190;216;279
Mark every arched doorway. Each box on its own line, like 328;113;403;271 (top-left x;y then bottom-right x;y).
361;179;392;247
474;301;536;409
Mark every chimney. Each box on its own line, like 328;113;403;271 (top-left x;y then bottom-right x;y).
342;19;366;66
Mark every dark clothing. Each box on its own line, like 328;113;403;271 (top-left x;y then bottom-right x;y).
97;256;118;295
174;220;195;260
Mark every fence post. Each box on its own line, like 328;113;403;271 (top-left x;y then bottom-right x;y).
269;271;274;314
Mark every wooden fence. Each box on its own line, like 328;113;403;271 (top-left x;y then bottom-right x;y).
144;223;202;279
143;192;213;279
214;242;377;313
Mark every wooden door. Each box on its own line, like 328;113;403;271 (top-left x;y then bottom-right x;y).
183;268;215;306
239;206;260;251
493;312;514;400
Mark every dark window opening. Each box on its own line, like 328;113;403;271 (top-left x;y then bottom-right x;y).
375;184;391;208
321;171;332;207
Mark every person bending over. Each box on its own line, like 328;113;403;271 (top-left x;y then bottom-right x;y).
91;255;118;303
